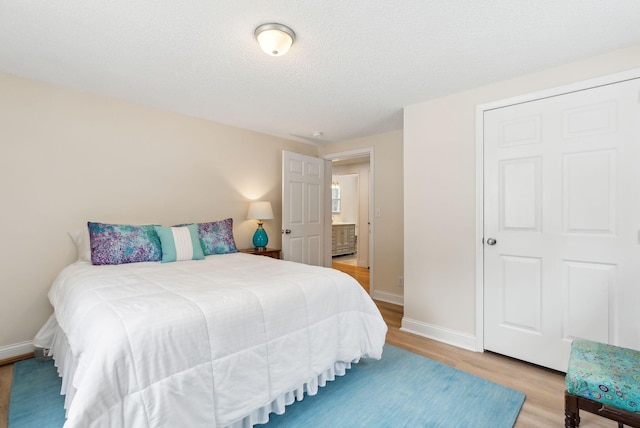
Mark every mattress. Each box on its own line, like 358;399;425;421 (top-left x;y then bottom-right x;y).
45;252;387;427
566;339;640;414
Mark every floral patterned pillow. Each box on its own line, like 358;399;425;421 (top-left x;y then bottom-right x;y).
195;218;238;255
88;222;162;265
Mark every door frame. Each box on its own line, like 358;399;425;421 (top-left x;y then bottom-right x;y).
322;148;375;296
474;68;640;352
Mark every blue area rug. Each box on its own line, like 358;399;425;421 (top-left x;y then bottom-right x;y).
8;358;65;428
9;345;525;427
262;345;525;427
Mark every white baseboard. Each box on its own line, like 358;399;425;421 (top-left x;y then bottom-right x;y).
372;290;404;306
401;317;478;352
0;341;33;361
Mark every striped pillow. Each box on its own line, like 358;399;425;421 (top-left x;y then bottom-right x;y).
154;224;204;263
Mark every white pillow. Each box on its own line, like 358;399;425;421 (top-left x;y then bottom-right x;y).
68;227;91;262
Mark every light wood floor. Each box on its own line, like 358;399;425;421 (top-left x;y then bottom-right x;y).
0;365;11;428
0;268;613;428
375;300;613;428
332;260;370;293
332;262;611;428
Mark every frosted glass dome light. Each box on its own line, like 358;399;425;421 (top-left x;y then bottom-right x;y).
255;23;295;57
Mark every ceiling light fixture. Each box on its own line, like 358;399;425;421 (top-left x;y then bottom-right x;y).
255;23;295;57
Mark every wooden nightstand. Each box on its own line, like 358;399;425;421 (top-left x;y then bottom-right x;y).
239;247;281;259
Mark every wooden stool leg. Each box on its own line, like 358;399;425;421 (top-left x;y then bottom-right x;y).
565;392;580;428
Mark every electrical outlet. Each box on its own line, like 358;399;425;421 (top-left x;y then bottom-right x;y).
398;276;404;287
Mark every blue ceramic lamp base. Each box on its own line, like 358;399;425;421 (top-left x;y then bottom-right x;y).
252;224;268;249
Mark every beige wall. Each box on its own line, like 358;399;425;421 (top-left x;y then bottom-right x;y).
0;72;316;351
403;44;640;346
319;130;404;303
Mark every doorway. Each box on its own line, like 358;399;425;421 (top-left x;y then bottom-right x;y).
323;148;374;295
331;173;359;263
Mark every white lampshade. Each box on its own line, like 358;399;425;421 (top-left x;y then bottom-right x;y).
247;201;274;221
255;23;295;57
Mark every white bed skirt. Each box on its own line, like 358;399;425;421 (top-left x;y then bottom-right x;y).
49;318;355;427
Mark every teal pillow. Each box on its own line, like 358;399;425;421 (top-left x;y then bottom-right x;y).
154;224;204;263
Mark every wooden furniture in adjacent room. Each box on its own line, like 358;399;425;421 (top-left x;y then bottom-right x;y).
239;247;281;259
331;223;356;256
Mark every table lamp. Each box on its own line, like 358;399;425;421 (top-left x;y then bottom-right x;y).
247;201;274;249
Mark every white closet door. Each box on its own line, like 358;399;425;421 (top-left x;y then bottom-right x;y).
483;78;640;371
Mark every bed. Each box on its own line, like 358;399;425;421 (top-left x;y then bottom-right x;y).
43;251;387;427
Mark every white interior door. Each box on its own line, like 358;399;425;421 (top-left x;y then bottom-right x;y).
282;151;327;266
483;78;640;371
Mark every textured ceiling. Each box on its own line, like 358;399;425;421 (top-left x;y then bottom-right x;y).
2;1;640;144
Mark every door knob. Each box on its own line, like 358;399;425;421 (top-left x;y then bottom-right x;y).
486;238;497;246
281;229;292;234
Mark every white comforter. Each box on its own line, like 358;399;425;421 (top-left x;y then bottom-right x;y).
47;253;387;427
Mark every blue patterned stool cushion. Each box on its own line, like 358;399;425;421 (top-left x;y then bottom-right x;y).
566;339;640;414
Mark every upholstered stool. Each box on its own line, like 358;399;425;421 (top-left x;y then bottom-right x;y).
565;339;640;428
